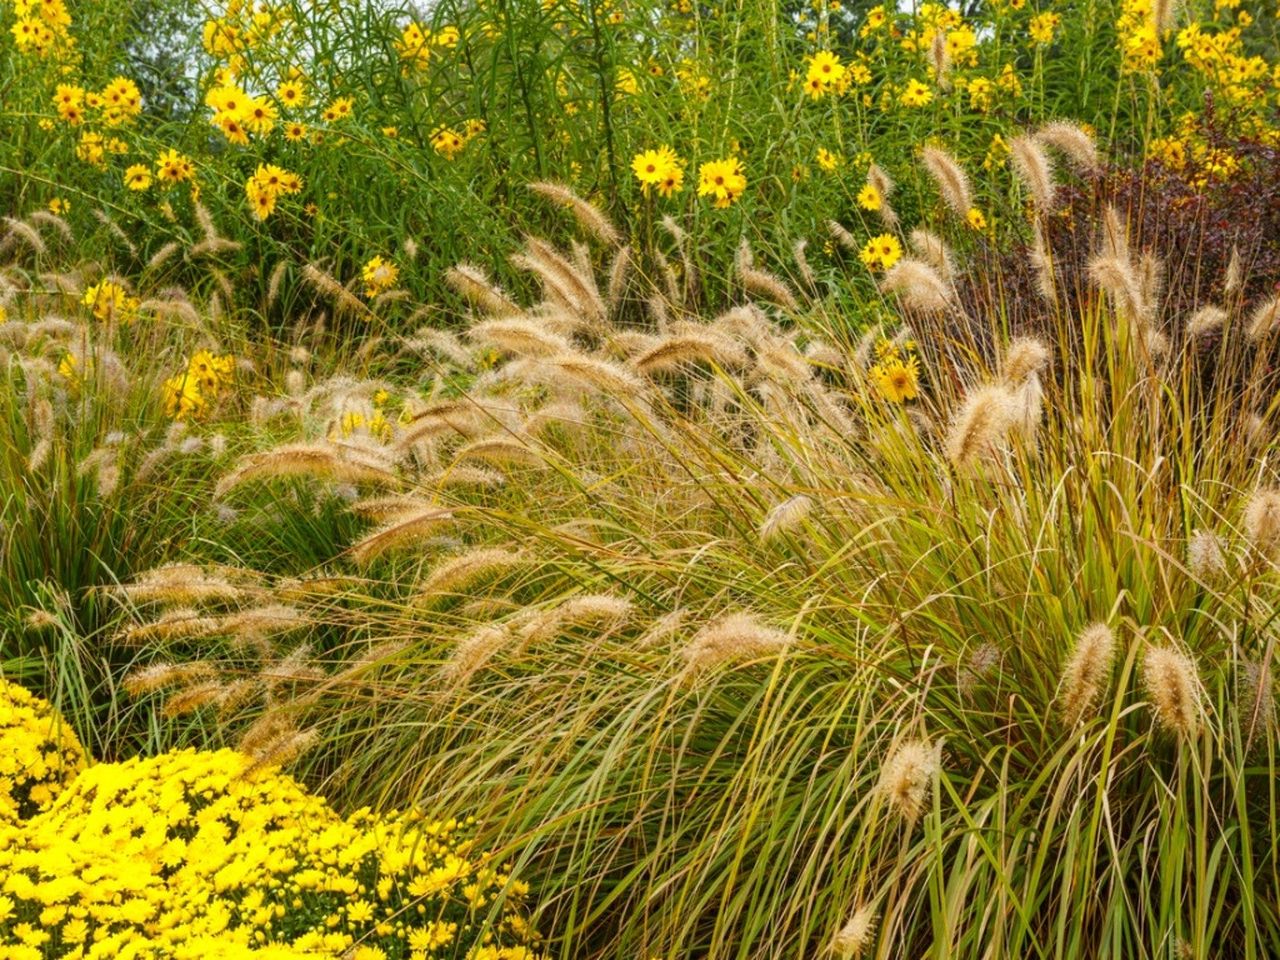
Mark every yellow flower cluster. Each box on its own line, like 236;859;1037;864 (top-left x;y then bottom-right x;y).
0;679;86;822
1175;22;1274;108
395;21;460;72
858;233;902;272
868;339;920;404
81;281;139;325
1116;0;1162;74
161;349;234;421
361;256;400;299
206;82;281;145
51;78;142;128
431;120;485;159
244;164;303;221
9;0;72;57
0;744;543;959
631;147;685;197
697;157;747;208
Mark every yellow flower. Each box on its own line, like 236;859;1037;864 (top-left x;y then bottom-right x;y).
815;147;841;172
431;126;467;158
155;148;195;184
1028;11;1060;44
697;157;746;207
82;280;139;323
870;353;920;403
857;183;882;210
161;372;204;420
804;50;846;98
276;79;307;108
859;233;902;271
965;207;987;230
323;96;354;122
362;256;399;298
48;197;71;214
632;147;683;195
124;163;152;190
899;78;934;107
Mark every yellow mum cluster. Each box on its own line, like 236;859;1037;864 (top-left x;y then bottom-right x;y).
858;233;902;272
361;257;400;299
201;0;291;68
0;679;86;822
161;349;234;421
0;681;543;960
1116;0;1162;74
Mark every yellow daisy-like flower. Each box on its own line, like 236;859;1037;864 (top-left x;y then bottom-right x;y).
815;147;841;172
859;233;902;271
361;255;399;298
870;353;920;403
124;163;152;191
966;207;987;231
857;183;882;211
697;157;747;208
899;78;934;107
276;79;306;108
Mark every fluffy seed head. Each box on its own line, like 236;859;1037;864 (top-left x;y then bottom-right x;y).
1009;134;1057;212
1035;121;1100;174
831;906;878;959
921;145;971;217
759;494;814;543
878;258;952;314
1185;305;1227;338
1000;337;1050;385
1059;623;1116;726
1246;296;1280;342
877;738;940;823
1143;645;1202;738
944;385;1020;472
528;181;621;247
1244;488;1280;558
683;612;790;672
1186;529;1228;582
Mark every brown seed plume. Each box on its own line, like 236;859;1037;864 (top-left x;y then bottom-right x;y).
1009;134;1057;213
1244;488;1280;558
1246;296;1280;342
682;612;790;672
444;263;521;317
831;905;878;959
1059;623;1116;725
348;507;455;564
1036;121;1100;174
1143;645;1202;738
528;181;622;247
921;145;971;217
878;258;953;314
944;385;1020;471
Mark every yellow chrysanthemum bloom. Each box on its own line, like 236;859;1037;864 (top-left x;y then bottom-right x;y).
0;678;87;821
